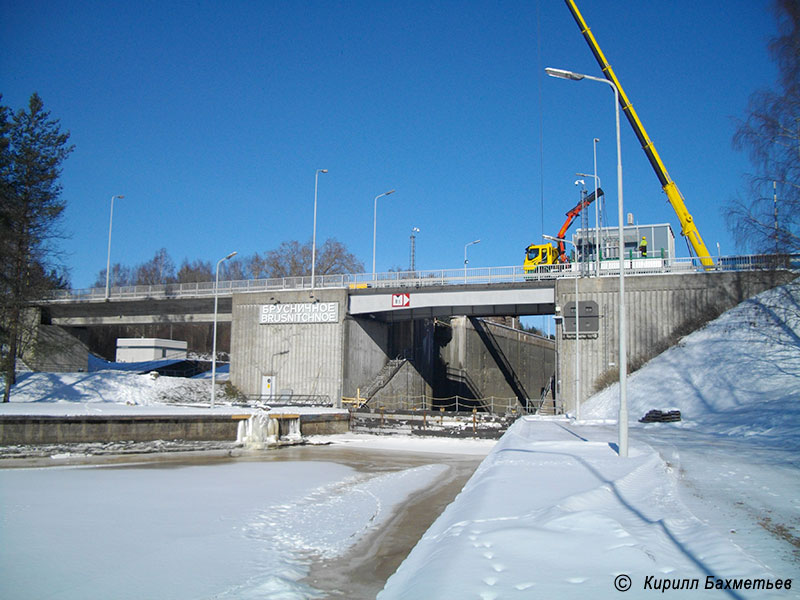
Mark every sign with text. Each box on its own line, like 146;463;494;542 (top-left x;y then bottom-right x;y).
391;293;411;308
259;302;339;324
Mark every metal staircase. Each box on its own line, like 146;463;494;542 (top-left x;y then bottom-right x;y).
360;358;407;405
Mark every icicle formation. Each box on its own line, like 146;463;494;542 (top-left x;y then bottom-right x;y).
237;413;278;449
284;416;301;441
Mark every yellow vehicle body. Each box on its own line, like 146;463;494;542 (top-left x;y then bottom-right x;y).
524;243;560;272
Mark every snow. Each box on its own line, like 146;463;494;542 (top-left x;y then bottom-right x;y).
380;280;800;598
1;279;799;598
582;281;800;443
0;370;347;418
0;460;450;599
379;419;794;599
307;431;497;456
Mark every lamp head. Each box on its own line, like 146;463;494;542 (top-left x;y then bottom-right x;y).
545;67;584;81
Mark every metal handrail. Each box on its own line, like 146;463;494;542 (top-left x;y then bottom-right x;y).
45;254;798;303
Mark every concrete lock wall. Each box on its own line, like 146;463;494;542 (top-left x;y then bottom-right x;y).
342;317;433;409
230;289;348;403
442;317;555;411
555;270;798;414
341;316;391;399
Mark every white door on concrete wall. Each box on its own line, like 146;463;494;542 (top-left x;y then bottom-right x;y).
261;375;276;400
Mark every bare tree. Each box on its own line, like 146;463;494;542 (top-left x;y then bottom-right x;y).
248;238;363;279
134;248;176;285
176;258;213;283
728;0;800;255
315;238;365;275
222;256;248;281
93;263;133;289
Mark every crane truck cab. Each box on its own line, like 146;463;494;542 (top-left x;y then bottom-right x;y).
524;186;603;275
524;243;560;272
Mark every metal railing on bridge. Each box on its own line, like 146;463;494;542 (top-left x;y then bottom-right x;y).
46;253;798;303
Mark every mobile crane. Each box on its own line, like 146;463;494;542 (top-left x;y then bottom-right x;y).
563;0;714;268
524;187;604;271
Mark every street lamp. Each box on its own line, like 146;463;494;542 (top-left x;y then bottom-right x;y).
544;234;581;420
547;66;627;456
211;251;237;408
410;227;420;271
578;163;602;276
372;189;396;280
104;194;125;301
311;169;328;290
464;239;480;283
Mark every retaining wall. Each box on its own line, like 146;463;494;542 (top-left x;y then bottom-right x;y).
555;269;798;413
0;412;350;445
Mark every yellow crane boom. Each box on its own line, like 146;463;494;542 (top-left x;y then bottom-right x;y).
565;0;714;267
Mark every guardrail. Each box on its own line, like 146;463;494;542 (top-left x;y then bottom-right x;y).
45;254;798;303
240;394;334;407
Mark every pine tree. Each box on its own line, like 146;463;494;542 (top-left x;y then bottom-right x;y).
1;94;73;402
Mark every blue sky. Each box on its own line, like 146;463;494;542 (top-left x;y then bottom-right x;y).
1;0;778;288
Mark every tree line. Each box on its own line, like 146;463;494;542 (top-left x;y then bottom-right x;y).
2;2;797;395
94;238;364;288
85;240;365;359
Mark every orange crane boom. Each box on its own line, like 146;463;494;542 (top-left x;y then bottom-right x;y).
555;187;604;262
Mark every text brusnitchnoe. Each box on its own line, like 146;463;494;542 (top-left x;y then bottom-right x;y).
259;302;339;324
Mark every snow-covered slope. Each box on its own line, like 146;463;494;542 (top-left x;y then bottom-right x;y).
381;279;800;598
584;278;800;445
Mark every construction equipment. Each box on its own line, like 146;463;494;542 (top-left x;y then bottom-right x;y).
564;0;714;268
524;187;604;271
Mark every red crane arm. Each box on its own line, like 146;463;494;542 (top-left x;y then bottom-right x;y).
556;188;604;262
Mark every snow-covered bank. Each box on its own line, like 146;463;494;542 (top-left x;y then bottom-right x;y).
1;370;216;411
381;280;800;598
380;418;793;599
583;280;800;444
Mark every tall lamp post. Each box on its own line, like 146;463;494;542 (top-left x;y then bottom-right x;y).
544;234;581;420
105;194;125;301
372;189;396;280
464;239;480;283
577;167;601;276
410;227;420;271
211;251;237;408
311;169;328;291
546;66;627;456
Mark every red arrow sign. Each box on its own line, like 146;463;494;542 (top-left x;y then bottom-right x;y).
391;293;410;307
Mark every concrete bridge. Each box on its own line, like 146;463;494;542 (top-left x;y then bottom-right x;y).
34;257;798;415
